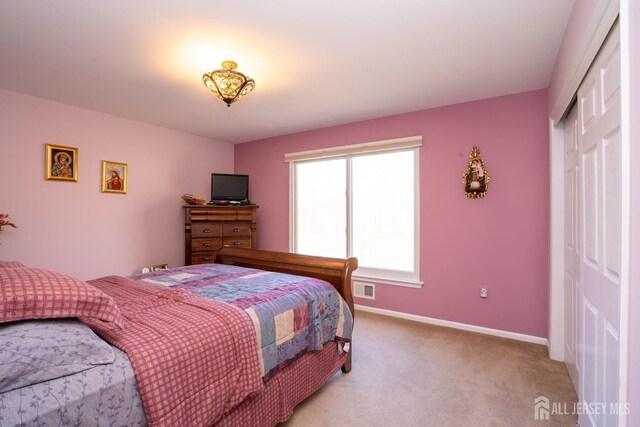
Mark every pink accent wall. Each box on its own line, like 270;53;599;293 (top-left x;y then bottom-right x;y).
0;88;233;280
548;0;600;110
235;89;550;338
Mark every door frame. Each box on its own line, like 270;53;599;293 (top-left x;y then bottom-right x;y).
548;0;619;362
549;1;631;425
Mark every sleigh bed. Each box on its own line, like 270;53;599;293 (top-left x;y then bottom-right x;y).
0;248;357;426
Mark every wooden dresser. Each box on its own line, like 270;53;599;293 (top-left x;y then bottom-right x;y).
184;205;258;265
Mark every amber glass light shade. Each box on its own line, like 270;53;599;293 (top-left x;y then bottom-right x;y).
202;61;255;107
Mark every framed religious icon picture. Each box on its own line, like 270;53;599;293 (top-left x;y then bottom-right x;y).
463;146;490;198
46;144;78;181
101;161;128;194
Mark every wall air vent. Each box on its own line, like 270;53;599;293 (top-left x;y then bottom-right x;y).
354;281;375;300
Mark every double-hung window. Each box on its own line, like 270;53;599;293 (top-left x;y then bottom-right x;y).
287;136;422;287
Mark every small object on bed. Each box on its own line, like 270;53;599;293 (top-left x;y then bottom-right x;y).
181;193;207;205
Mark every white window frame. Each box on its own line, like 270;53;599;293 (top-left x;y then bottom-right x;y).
287;136;423;288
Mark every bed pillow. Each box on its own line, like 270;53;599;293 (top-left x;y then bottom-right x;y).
0;267;123;329
0;261;26;268
0;318;116;393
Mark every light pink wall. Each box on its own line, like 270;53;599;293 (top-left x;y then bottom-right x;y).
627;0;640;422
0;89;233;280
548;0;599;110
236;90;550;338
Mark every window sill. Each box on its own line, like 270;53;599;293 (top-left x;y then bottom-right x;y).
352;274;423;289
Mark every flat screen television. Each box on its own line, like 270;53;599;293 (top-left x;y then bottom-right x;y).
211;173;249;202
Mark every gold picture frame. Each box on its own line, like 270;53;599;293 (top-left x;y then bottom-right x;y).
463;146;490;199
46;144;78;181
101;161;128;194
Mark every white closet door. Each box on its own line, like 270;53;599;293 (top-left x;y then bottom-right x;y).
577;22;622;427
564;104;579;390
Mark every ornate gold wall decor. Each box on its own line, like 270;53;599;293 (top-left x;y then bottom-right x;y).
46;144;78;182
462;146;489;198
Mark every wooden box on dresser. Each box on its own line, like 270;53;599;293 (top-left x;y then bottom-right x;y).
184;205;258;265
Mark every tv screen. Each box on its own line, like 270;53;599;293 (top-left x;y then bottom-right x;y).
211;173;249;201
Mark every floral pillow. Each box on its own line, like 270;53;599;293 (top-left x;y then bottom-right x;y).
0;267;123;329
0;319;116;393
0;261;26;268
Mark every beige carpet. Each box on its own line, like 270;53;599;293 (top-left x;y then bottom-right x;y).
283;311;577;427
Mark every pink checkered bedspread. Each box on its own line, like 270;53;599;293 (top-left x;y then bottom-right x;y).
83;275;263;427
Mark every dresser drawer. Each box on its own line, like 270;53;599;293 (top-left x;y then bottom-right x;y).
191;252;216;264
222;237;251;248
191;238;222;252
222;223;251;237
192;223;222;238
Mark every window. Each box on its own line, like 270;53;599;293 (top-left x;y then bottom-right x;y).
288;137;421;287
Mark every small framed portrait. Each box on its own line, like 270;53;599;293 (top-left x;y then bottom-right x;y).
101;161;128;194
463;146;490;199
46;144;78;181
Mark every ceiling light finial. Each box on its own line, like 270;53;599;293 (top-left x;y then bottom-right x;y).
202;60;255;107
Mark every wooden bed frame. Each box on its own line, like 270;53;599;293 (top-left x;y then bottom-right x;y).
0;249;357;426
214;247;357;372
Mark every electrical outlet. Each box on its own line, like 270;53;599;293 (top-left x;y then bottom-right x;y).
480;288;488;298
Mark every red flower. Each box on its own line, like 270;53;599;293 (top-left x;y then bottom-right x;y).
0;213;17;231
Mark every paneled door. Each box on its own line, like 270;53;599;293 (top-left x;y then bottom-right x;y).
564;105;579;390
577;22;622;427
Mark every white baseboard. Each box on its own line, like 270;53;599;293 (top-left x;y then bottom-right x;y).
354;304;548;346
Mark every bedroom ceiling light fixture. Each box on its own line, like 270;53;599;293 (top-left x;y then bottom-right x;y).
202;60;255;107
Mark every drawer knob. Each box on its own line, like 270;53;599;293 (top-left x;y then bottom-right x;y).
203;242;212;247
203;229;211;233
233;228;240;232
202;257;211;261
233;241;241;246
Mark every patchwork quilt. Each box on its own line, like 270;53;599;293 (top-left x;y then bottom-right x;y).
134;263;353;376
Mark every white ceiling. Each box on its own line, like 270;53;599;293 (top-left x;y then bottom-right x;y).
0;0;575;144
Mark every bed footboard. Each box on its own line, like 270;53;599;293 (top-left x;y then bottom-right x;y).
213;247;357;373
